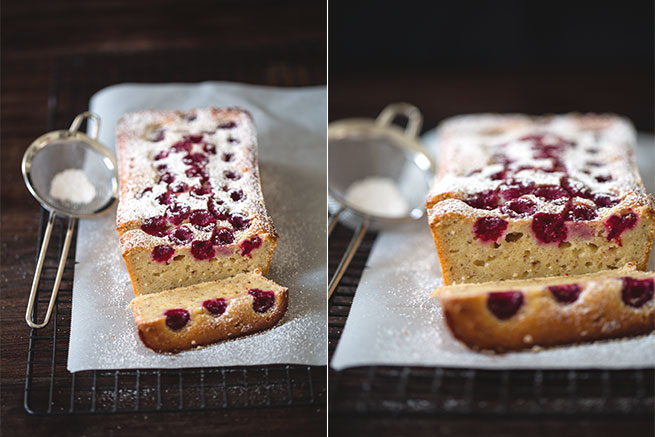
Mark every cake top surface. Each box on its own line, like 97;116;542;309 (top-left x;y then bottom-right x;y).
427;113;653;221
116;107;276;249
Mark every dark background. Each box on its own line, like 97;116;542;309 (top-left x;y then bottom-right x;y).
329;0;654;132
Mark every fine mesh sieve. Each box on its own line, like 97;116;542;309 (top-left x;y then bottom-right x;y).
328;103;436;297
21;112;119;328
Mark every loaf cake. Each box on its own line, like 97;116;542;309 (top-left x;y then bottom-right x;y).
436;264;654;351
427;113;655;285
116;108;277;296
130;270;288;353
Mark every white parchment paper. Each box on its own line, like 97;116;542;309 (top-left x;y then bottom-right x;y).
331;133;655;370
68;82;327;372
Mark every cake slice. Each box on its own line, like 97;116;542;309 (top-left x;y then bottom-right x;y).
130;270;288;353
435;264;654;351
116;107;277;295
426;113;655;285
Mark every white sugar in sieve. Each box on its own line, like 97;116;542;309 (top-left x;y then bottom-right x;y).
21;112;119;328
328;103;436;297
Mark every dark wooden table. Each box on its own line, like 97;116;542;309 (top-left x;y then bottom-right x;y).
0;2;326;435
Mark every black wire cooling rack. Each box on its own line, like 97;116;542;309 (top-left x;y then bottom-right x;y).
24;44;327;415
328;222;655;416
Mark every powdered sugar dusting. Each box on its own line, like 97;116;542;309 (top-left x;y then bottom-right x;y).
116;107;275;248
427;113;652;220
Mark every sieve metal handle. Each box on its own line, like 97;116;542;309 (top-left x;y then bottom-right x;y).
69;111;100;140
375;102;423;139
328;220;368;299
25;211;76;328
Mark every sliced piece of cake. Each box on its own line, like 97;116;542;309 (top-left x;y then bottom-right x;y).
435;264;654;351
130;270;288;353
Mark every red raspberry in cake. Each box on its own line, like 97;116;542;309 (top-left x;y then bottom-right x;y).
164;308;190;330
605;211;638;245
185;165;207;179
208;198;229;220
473;217;507;242
168;181;189;193
141;216;168;237
189;210;216;230
487;291;524;320
230;190;245;202
534;185;569;201
184;134;204;143
498;180;535;201
222;152;233;162
203;143;217;155
190;183;213;198
151;245;175;262
500;198;536;218
211;227;235;246
159;172;175;184
202;298;228;316
166;203;191;226
565;204;598;221
169;226;194;246
156;191;172;205
229;214;250;231
548;284;582;304
190;240;215;261
620;277;654;307
532;212;567;244
593;193;620;208
248;289;275;313
183;152;209;166
224;170;241;180
240;236;262;256
171;140;193;153
465;190;498;210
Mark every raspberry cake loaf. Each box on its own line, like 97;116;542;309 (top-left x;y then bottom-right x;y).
116;108;277;296
130;270;288;353
436;264;654;351
427;113;655;285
